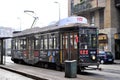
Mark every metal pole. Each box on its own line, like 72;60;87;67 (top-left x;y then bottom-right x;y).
54;1;61;21
17;17;21;31
58;3;60;21
0;39;1;64
24;10;38;28
31;17;38;28
0;39;3;64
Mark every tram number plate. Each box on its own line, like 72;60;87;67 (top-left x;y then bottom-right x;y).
108;59;112;61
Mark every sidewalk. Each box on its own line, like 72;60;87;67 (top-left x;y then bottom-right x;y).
114;60;120;64
0;63;103;80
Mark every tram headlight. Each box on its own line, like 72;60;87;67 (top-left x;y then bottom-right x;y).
91;55;96;60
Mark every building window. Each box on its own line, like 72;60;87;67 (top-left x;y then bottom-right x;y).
90;12;95;26
99;9;104;29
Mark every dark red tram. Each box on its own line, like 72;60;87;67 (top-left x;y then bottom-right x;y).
11;16;99;71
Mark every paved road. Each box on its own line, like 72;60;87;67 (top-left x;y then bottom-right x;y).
81;64;120;80
0;68;33;80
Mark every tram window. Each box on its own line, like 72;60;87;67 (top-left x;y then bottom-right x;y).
40;35;44;50
49;39;52;49
20;39;26;50
44;39;48;49
43;35;48;50
62;34;68;49
49;34;53;49
20;39;23;50
47;33;58;49
80;34;88;43
65;36;68;49
34;35;39;50
13;39;20;50
34;39;39;49
86;33;97;48
70;34;73;47
12;40;15;50
48;33;58;49
12;40;16;50
54;37;56;49
54;33;59;49
79;34;88;49
17;40;20;50
31;39;34;50
23;40;26;50
15;39;17;50
63;36;65;49
15;40;17;50
40;39;43;50
91;34;97;48
74;34;77;49
79;30;97;49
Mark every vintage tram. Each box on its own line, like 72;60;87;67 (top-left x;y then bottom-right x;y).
11;16;99;71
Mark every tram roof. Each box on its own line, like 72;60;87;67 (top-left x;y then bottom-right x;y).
13;24;56;37
13;16;97;37
13;23;96;37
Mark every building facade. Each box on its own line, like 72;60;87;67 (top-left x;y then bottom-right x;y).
68;0;120;59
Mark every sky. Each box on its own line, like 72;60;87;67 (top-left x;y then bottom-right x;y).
0;0;68;30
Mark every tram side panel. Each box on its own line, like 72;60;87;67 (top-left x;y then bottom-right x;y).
11;39;24;63
38;33;60;63
11;27;99;70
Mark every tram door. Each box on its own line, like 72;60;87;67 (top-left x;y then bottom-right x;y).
27;36;34;60
62;32;78;62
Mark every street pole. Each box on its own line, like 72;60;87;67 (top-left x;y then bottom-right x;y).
54;1;61;21
17;17;21;31
0;39;3;64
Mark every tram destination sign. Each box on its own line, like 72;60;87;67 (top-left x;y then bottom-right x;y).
58;16;88;26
